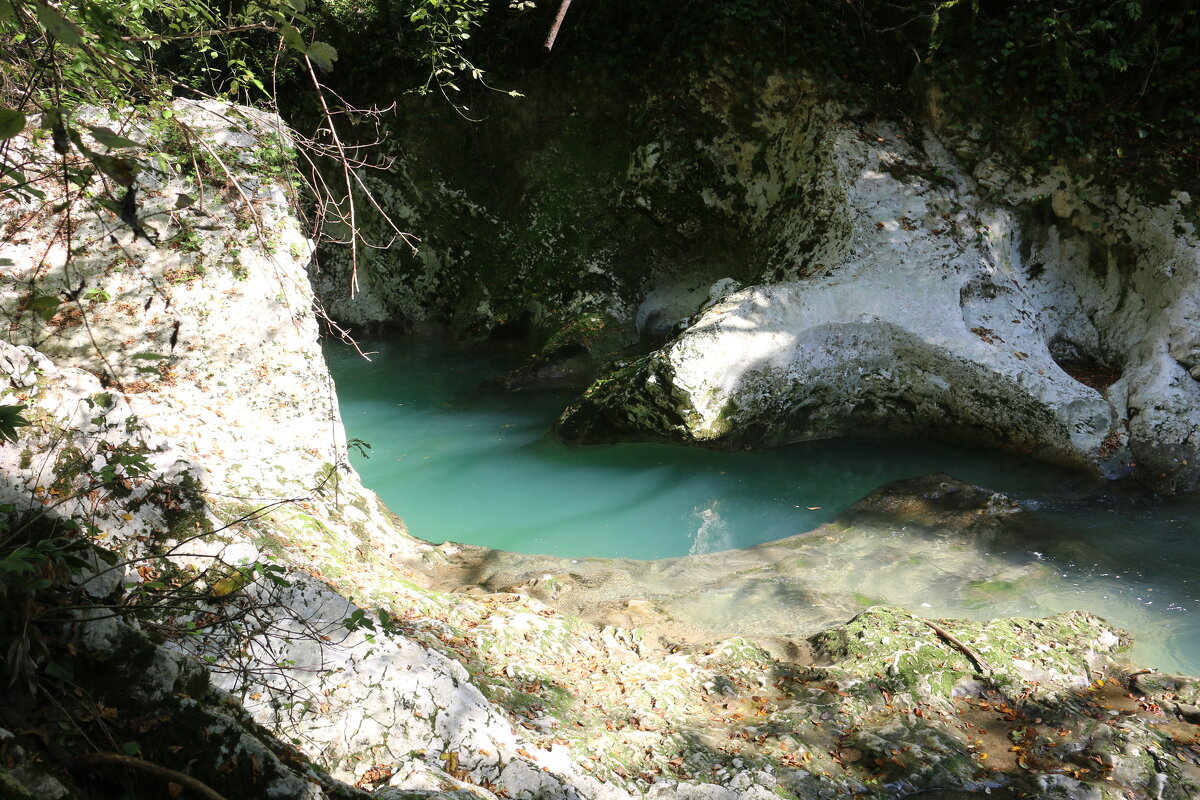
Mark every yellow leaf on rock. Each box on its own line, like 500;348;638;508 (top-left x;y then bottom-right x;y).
210;570;250;597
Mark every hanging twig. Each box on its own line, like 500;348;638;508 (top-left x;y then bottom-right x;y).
544;0;573;51
304;55;360;295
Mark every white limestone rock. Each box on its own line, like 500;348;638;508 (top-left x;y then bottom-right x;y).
0;101;639;800
560;119;1200;490
984;170;1200;492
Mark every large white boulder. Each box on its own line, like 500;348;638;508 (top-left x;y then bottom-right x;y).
559;118;1200;490
0;101;617;799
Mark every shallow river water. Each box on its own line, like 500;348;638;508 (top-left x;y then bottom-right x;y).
326;336;1200;674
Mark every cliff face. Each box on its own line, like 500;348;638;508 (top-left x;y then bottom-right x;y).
0;101;622;799
309;66;1200;493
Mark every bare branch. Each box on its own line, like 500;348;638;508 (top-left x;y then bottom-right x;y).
921;618;992;676
83;752;229;800
544;0;574;52
121;22;279;43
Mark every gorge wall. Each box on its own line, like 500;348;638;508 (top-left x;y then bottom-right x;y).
306;46;1200;493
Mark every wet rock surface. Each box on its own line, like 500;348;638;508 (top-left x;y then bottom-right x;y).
429;475;1045;647
308;63;1200;492
431;476;1200;799
529;83;1198;494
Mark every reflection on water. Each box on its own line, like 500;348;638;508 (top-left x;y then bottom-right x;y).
325;336;1200;674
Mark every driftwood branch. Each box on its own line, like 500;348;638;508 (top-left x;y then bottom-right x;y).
83;752;229;800
921;618;992;675
543;0;573;51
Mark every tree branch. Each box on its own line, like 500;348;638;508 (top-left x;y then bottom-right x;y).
544;0;573;52
121;23;279;43
921;618;992;675
83;752;229;800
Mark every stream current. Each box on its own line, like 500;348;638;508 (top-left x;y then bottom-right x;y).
326;336;1200;674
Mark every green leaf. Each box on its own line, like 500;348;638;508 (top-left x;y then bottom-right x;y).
0;108;25;140
44;658;74;682
95;196;122;216
0;404;29;443
35;3;83;46
306;41;337;72
61;554;91;570
281;24;305;53
173;193;195;209
119;741;140;756
28;295;61;321
132;352;166;360
0;551;35;575
85;125;140;150
64;124;90;155
0;1;14;23
285;0;307;11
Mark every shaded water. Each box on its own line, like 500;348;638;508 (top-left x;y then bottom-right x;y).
326;337;1200;674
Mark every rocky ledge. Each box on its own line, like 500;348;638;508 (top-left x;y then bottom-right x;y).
303;65;1200;494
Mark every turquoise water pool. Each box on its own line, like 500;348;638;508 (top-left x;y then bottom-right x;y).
326;336;1200;673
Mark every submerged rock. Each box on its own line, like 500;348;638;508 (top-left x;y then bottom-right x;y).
429;475;1049;647
483;311;638;391
841;472;1022;528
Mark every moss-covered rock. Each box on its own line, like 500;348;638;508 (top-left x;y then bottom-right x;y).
484;311;638;391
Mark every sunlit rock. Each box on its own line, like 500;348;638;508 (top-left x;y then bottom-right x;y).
559;114;1200;492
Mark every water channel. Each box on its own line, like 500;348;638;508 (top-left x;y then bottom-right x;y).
326;336;1200;675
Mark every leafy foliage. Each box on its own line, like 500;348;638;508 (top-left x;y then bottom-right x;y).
0;0;338;108
917;0;1200;180
403;0;1197;188
0;508;100;695
309;0;499;108
0;403;29;443
0;0;340;232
